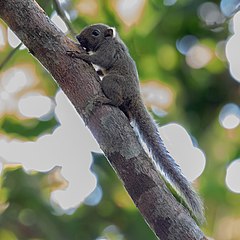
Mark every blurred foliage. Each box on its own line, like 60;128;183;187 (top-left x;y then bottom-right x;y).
0;115;58;140
0;155;155;240
0;0;240;239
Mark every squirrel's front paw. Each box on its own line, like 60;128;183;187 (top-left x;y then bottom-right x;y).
67;50;91;64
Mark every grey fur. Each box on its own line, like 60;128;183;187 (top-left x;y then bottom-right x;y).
69;23;205;224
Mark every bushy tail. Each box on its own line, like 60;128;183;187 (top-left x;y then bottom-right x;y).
130;100;205;224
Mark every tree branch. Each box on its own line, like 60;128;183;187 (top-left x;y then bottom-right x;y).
0;0;207;239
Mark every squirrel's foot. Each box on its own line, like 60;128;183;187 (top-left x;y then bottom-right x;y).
83;94;111;125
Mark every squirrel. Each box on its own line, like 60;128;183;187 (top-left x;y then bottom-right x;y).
67;23;205;224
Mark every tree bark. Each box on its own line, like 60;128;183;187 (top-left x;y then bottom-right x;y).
0;0;207;239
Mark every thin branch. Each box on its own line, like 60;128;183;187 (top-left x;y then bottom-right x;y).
0;1;51;71
0;42;22;70
52;0;76;38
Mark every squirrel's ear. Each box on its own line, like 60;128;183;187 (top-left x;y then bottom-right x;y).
104;28;116;38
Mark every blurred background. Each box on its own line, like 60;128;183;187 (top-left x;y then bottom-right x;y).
0;0;240;239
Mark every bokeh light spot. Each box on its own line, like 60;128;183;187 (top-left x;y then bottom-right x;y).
158;44;178;70
51;12;68;33
7;27;21;48
221;0;240;17
84;185;103;206
0;91;100;213
215;40;227;61
225;11;240;83
226;159;240;193
198;2;225;27
176;35;198;55
141;81;174;111
115;0;145;26
163;0;177;6
18;93;53;118
1;67;35;94
0;24;6;49
186;44;212;69
159;123;206;181
77;0;98;17
219;103;240;129
18;209;36;226
0;161;3;175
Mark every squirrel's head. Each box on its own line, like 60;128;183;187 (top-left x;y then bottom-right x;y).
76;24;116;52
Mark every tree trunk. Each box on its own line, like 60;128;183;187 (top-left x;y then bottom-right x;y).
0;0;207;239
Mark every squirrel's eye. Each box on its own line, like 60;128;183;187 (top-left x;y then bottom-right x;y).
92;29;100;37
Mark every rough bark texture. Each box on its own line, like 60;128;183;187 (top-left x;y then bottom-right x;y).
0;0;207;239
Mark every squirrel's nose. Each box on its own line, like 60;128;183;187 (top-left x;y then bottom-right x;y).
76;35;86;46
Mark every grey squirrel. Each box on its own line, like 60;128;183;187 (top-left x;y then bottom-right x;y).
67;23;205;224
